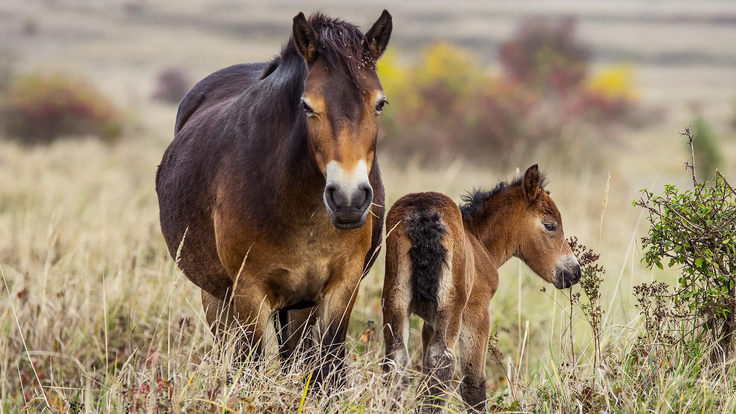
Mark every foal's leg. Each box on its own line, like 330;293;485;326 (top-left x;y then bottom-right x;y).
458;307;491;412
381;301;411;405
421;322;435;371
420;310;463;414
382;237;413;406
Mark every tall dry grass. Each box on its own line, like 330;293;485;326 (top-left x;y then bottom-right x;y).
0;132;734;413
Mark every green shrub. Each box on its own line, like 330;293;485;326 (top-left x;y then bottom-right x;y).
0;72;122;145
634;128;735;364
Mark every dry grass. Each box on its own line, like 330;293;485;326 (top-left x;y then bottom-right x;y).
0;131;733;412
1;0;736;412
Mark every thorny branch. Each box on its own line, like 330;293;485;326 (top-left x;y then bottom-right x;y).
680;126;698;188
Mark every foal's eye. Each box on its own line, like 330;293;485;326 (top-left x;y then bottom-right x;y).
301;100;315;116
544;223;557;232
375;99;388;114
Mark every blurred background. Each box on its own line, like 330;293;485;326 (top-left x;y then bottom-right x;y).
0;0;735;409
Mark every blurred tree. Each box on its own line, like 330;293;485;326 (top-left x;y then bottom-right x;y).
1;72;122;145
499;17;589;96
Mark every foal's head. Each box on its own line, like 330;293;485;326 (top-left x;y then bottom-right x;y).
462;165;581;289
291;11;392;229
513;165;581;289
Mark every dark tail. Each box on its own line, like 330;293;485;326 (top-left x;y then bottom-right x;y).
405;208;449;312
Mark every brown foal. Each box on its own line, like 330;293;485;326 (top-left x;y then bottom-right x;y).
382;165;581;412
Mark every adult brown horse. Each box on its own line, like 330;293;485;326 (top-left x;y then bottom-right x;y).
156;11;392;385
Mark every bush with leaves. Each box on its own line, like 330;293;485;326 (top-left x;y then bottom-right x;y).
378;43;562;167
634;128;735;363
499;17;589;95
0;72;122;145
377;18;647;167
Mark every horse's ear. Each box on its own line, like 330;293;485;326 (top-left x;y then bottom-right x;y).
365;10;392;61
292;12;318;64
522;164;541;203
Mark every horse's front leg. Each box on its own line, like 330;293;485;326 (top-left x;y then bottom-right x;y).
231;282;273;364
276;307;318;366
311;260;364;390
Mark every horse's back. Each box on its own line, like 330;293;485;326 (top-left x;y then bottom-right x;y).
386;192;460;231
174;62;269;133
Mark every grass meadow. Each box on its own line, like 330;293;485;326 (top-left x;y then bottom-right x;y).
1;0;736;412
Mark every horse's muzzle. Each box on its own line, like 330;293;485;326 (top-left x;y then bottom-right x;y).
324;182;373;230
553;254;581;289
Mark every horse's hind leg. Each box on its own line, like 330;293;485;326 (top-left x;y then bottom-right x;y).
419;309;462;414
458;306;490;413
421;321;435;371
382;234;413;406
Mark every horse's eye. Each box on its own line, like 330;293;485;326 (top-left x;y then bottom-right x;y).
375;99;388;114
301;100;315;116
544;223;557;232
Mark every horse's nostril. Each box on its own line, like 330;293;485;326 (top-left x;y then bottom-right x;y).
325;185;343;210
357;183;373;209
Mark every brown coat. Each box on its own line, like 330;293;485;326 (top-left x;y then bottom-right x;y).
382;165;581;412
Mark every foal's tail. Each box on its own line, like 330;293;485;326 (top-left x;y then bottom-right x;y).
405;208;449;311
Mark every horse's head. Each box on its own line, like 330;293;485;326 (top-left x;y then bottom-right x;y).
291;11;392;229
515;165;581;289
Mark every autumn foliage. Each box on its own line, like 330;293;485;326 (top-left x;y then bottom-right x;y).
0;72;122;145
378;17;643;166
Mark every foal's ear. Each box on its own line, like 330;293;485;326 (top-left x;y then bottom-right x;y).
292;12;318;64
365;10;392;61
522;164;541;203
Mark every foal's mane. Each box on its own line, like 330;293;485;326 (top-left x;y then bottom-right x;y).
460;173;548;222
262;12;375;89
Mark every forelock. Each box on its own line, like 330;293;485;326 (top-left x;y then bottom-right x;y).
308;12;375;89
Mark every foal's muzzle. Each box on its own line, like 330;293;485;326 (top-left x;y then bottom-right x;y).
324;182;373;229
554;254;582;289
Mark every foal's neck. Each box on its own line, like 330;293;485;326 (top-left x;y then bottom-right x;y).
464;195;520;267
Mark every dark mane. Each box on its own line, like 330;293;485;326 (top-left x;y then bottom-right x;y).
263;12;375;88
460;174;548;222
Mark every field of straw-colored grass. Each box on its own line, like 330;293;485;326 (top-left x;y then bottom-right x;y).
1;129;733;412
2;0;736;412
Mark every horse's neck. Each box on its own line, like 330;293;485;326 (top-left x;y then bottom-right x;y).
466;201;518;267
234;54;325;218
